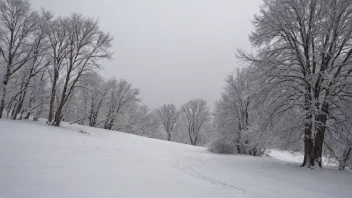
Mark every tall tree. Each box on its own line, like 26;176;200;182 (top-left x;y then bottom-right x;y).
0;0;39;118
11;10;52;120
239;0;352;168
46;16;70;123
52;14;113;126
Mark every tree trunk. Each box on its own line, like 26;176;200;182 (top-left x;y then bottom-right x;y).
0;28;14;119
24;112;30;120
301;89;313;167
0;71;10;119
314;129;324;168
89;117;96;127
301;123;312;167
53;91;68;127
104;111;115;130
12;83;29;120
194;133;198;146
53;64;73;127
236;144;241;154
53;105;64;126
10;104;17;118
53;89;66;127
18;110;24;120
48;71;58;123
33;115;39;121
305;123;325;168
6;96;15;118
105;118;114;130
339;148;351;171
167;132;171;141
189;131;196;145
312;110;327;168
88;101;97;127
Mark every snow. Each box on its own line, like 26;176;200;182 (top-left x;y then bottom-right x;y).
267;149;304;163
267;150;339;167
1;119;351;198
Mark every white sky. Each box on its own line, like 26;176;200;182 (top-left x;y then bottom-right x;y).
31;0;262;109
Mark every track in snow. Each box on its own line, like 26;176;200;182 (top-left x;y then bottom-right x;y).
169;159;245;193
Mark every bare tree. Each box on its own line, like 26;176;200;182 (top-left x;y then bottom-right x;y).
156;103;179;141
181;99;210;146
68;72;108;126
239;0;352;168
100;78;140;130
46;16;70;123
24;69;49;121
52;14;113;126
0;0;39;118
11;10;52;120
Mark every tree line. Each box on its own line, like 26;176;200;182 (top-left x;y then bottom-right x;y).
0;0;212;146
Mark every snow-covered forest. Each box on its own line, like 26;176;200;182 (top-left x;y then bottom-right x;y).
0;0;351;172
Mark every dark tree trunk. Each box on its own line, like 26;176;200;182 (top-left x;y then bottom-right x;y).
301;123;312;167
12;84;29;120
48;71;59;123
33;116;39;121
307;137;315;168
104;118;114;130
10;104;16;118
18;110;24;120
53;65;74;127
53;108;63;126
339;148;351;170
301;88;313;167
313;108;327;168
189;131;196;145
89;116;96;127
88;100;99;127
24;112;31;120
314;130;324;168
301;139;308;167
0;72;10;119
237;145;241;154
167;132;171;141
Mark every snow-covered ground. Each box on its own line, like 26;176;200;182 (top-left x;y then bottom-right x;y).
1;119;351;198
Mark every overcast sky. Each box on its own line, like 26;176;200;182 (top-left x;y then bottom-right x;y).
31;0;262;109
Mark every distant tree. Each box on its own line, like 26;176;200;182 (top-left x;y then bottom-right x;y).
156;104;179;141
181;99;210;146
99;78;140;130
115;104;161;138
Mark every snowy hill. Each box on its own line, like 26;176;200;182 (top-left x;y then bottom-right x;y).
1;119;351;198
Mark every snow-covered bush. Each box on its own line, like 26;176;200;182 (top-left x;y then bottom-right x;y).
208;133;238;154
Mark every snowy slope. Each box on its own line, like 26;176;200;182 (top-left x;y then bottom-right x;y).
0;119;351;198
